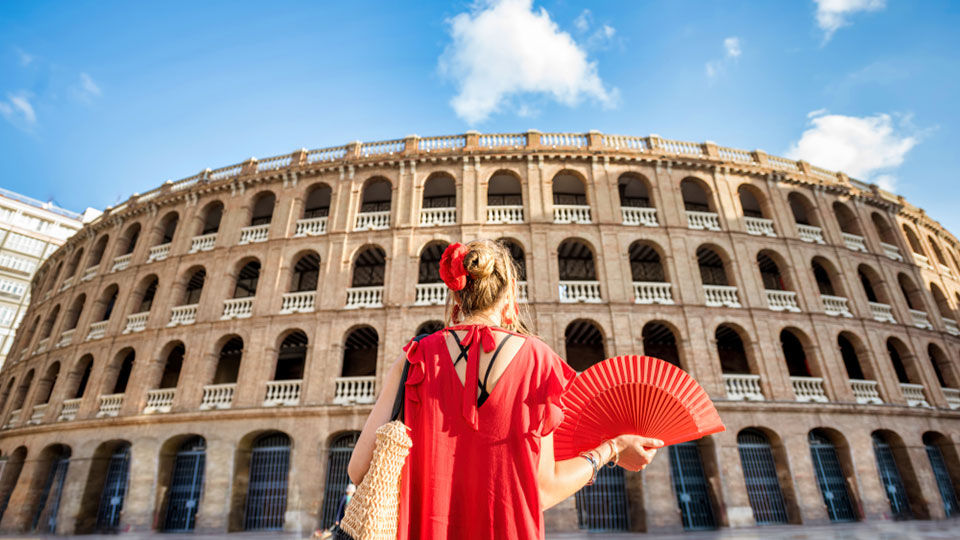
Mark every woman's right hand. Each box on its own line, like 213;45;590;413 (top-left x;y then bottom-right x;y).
614;435;664;471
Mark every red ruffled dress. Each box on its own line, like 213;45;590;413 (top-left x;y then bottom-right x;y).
397;325;576;540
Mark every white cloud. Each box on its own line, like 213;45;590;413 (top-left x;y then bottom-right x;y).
786;110;918;189
705;36;742;80
79;73;101;98
814;0;885;42
15;47;34;67
723;37;741;58
0;92;37;130
574;9;591;33
439;0;616;124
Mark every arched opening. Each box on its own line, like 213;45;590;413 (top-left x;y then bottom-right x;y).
274;331;307;381
0;446;27;524
833;202;862;236
872;213;897;244
290;252;320;292
95;284;119;322
356;177;391;231
134;275;159;314
897;273;925;312
351;246;386;287
618;173;656;226
65;248;84;279
183;267;205;305
25;444;71;533
780;329;811;377
886;338;915;385
629;242;670;304
199;201;223;235
929;283;954;321
118;223;140;257
79;441;131;533
788;192;818;226
487;171;523;223
737;428;791;524
575;466;630;531
642;322;681;368
416;241;448;306
160;435;206;532
420;173;456;226
0;378;14;417
496;238;527;301
838;333;866;381
717;325;750;375
320;432;361;529
64;294;86;330
903;225;926;257
668;439;718;530
928;344;957;389
886;338;930;407
697;246;729;286
564;320;605;372
156;211;179;247
928;236;948;268
249;191;276;226
109;350;135;395
682;178;719;230
757;251;789;295
10;369;34;412
212;337;243;385
88;235;109;269
808;429;858;522
342;326;378;377
558;239;601;303
303;183;332;219
40;304;60;340
233;260;260;298
35;361;60;405
872;430;926;520
67;354;94;401
740;185;774;236
923;431;960;518
552;171;591;224
243;432;291;531
812;258;838;296
416;320;444;336
157;343;185;390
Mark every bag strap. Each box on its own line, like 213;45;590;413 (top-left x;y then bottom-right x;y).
390;333;429;423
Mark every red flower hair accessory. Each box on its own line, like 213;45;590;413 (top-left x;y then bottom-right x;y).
439;242;470;291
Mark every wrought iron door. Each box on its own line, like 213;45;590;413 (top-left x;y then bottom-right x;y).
163;437;206;531
669;442;716;530
808;433;856;522
925;443;959;517
244;433;290;530
737;430;789;524
321;432;360;529
872;434;912;519
32;456;69;532
575;466;630;531
96;445;131;532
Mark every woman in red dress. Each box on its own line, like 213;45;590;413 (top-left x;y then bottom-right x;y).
348;240;662;539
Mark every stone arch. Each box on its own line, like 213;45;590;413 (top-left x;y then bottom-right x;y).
715;323;754;375
857;264;891;305
342;326;379;377
40;303;61;339
422;171;456;208
738;183;769;219
902;224;925;256
736;427;801;524
896;272;925;312
228;430;293;531
871;212;897;245
927;343;958;389
9;368;34;412
155;210;179;246
88;234;110;268
351;245;386;287
680;176;715;213
787;191;819;226
779;327;815;377
551;169;588;205
929;282;953;319
76;439;132;533
302;182;332;219
811;256;844;297
179;265;206;305
807;427;862;522
558;238;597;281
642;321;683;368
232;258;261;298
628;240;668;283
696;244;733;287
65;247;85;278
416;320;444;336
289;250;321;292
64;293;86;330
496;238;527;281
618;173;654;208
837;332;873;382
197;200;224;235
757;249;792;291
922;431;960;517
211;335;243;385
152;341;185;390
832;201;863;236
417;240;449;284
274;330;308;381
34;360;61;405
156;434;207;532
132;273;159;314
248;190;276;226
104;348;136;396
94;283;120;322
116;222;141;257
886;337;922;385
564;319;606;372
65;354;94;400
0;446;27;525
359;176;392;212
22;443;72;532
871;429;929;519
928;235;948;266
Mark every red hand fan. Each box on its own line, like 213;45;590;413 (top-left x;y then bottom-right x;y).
553;355;725;461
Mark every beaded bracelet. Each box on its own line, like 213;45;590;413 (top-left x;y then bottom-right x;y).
605;439;620;468
578;451;600;485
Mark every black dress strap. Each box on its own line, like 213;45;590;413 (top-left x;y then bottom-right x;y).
477;334;512;407
447;329;471;367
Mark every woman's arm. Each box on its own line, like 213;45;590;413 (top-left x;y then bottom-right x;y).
347;353;406;485
536;433;663;510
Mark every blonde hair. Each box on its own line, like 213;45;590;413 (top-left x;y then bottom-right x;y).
445;239;530;334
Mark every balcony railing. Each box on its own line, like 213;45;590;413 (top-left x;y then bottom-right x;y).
59;276;73;291
910;309;933;330
56;328;75;348
189;233;217;253
294;216;328;237
147;243;171;263
559;280;602;303
35;337;49;354
900;383;930;408
943;317;960;336
2;409;21;429
264;379;302;407
143;388;176;414
58;398;81;421
939;263;953;276
704;285;741;308
280;291;316;314
333;376;377;405
346;286;384;309
686;211;721;231
765;290;800;312
633;282;674;305
221;298;254;320
26;403;48;425
123;312;149;334
168;304;198;327
869;302;896;324
415;283;447;306
880;242;903;261
111;253;132;273
841;233;867;252
621;207;658;227
791;377;828;403
518;281;529;303
942;388;960;410
797;224;825;244
914;253;934;270
850;379;883;404
723;374;764;401
200;383;235;410
553;205;592;224
96;393;124;417
238;224;270;245
86;320;109;341
355;211;390;231
486;205;524;224
419;207;456;227
81;266;98;282
744;216;776;237
821;295;853;317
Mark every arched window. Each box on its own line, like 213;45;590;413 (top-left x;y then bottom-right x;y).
35;361;60;405
564;320;605;372
698;246;739;308
871;431;915;520
886;338;913;384
808;430;858;522
668;440;717;530
303;183;331;219
737;429;790;524
0;447;27;524
69;355;94;400
65;294;86;331
119;224;140;257
629;242;671;305
88;235;109;269
498;238;527;278
342;326;378;377
94;442;131;532
29;444;71;532
922;431;960;518
716;324;756;394
243;432;290;530
274;331;307;381
136;276;159;313
157;343;185;389
199;201;223;236
420;173;456;227
682;178;719;230
642;322;681;368
183;268;205;305
234;261;260;298
156;211;179;247
838;334;865;381
929;283;954;322
162;436;207;532
780;329;811;377
838;332;882;403
416;320;444;336
212;337;243;385
110;350;135;395
249;192;276;226
40;304;60;340
902;224;926;259
928;344;957;389
872;213;902;260
558;239;601;303
415;242;448;306
858;265;894;322
833;202;863;236
740;185;775;236
356;177;391;231
290;253;320;292
789;192;824;243
351;247;385;287
619;174;657;226
552;172;591;224
896;273;926;314
811;258;837;296
10;369;35;411
928;235;949;270
886;338;930;406
65;248;84;279
487;172;523;224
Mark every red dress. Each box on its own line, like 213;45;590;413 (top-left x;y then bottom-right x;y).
398;325;576;540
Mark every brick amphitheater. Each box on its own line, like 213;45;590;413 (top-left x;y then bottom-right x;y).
0;130;959;535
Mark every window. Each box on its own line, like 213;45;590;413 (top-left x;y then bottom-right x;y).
0;253;35;274
0;278;27;299
5;233;45;256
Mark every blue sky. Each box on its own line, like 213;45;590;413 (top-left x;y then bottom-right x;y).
1;0;959;233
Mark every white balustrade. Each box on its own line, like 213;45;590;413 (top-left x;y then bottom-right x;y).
346;286;384;309
900;383;930;408
486;205;524;224
189;233;217;253
910;309;933;330
256;154;292;172
942;388;960;410
143;388;176;414
97;393;124;417
821;295;853;317
86;320;109;341
35;337;49;354
81;266;98;281
147;243;171;263
415;283;447;306
59;276;73;291
56;328;75;348
517;281;529;303
360;139;404;156
553;205;592;224
478;133;525;147
221;298;254;320
238;224;269;245
111;253;132;272
419;207;456;227
123;312;149;334
264;379;302;406
943;318;960;336
355;211;390;231
717;146;756;163
880;242;903;261
559;281;602;303
58;398;81;421
790;377;829;403
653;137;705;156
869;302;896;324
333;376;377;405
280;291;316;314
603;134;649;151
200;383;235;410
744;217;776;237
797;224;825;244
307;146;348;163
939;263;953;276
842;233;867;252
540;133;587;147
633;282;674;305
913;253;933;270
167;304;198;327
704;285;741;308
686;211;721;231
850;379;883;404
766;290;800;312
621;207;659;227
3;409;21;429
419;135;465;152
27;403;48;425
294;216;328;237
723;374;764;401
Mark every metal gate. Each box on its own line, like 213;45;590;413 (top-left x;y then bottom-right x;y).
96;445;130;531
808;432;857;522
163;436;206;532
320;432;360;529
925;443;959;517
32;456;69;532
872;434;912;519
737;429;789;524
244;433;290;531
669;442;716;530
575;466;631;531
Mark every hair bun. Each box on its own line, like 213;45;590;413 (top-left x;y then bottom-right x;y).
463;247;495;280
